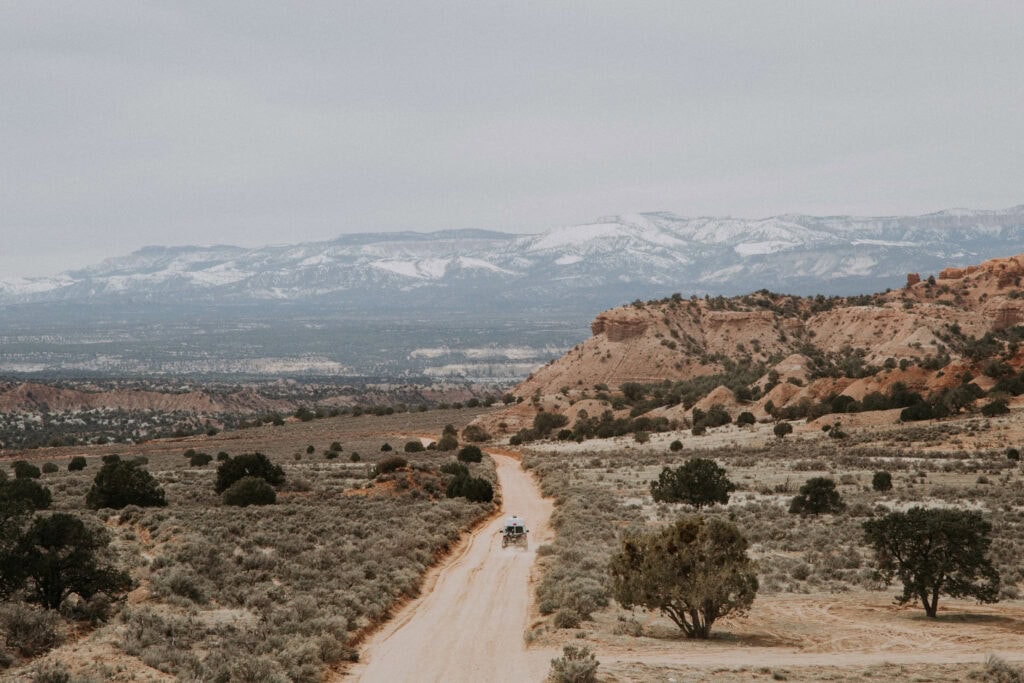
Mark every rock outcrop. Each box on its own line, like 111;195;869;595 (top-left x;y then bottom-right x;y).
475;251;1024;436
591;312;649;341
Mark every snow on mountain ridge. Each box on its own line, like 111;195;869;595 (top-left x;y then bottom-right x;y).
3;206;1023;309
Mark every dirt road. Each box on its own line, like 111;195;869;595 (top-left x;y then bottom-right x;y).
350;452;556;682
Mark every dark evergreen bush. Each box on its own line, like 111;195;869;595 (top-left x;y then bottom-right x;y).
789;477;844;514
650;459;735;508
222;477;277;507
375;456;407;475
214;453;284;494
773;422;793;438
13;461;41;480
872;471;893;492
440;462;469;479
436;434;459;451
67;456;87;472
189;453;213;467
533;412;569;436
87;461;166;510
0;477;52;513
457;446;483;463
404;441;425;453
446;476;493;503
461;424;491;442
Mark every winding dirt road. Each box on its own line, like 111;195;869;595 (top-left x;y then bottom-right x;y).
349;452;556;682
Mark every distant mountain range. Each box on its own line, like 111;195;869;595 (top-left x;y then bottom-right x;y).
4;206;1024;315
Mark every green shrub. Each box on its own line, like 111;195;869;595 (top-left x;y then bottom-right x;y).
0;603;63;656
222;477;277;507
13;461;41;480
552;607;581;629
975;655;1024;683
436;434;459;451
669;440;683;451
872;471;893;492
325;451;339;460
216;451;230;462
214;453;284;494
101;454;120;464
457;446;483;463
981;399;1010;417
1007;448;1021;462
350;452;361;462
7;513;131;609
650;459;735;508
773;422;793;438
41;463;59;474
789;477;844;514
703;405;732;428
548;645;599;683
189;453;213;467
67;456;87;472
900;401;938;421
0;477;53;512
404;441;425;453
609;516;757;639
736;411;756;426
330;441;343;452
462;424;491;442
306;445;316;454
86;461;166;509
440;462;470;479
380;443;392;452
446;476;493;503
533;412;569;436
376;456;408;475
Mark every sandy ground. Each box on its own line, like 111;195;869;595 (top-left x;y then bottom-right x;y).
345;452;556;683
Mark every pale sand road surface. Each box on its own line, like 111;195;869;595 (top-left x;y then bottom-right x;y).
349;452;556;683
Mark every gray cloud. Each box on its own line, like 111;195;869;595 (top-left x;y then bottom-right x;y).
1;1;1022;277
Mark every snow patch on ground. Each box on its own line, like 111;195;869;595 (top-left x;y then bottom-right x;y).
528;222;624;251
456;257;517;275
371;259;449;279
734;240;799;256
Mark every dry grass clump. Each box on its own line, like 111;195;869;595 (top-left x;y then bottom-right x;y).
971;655;1024;683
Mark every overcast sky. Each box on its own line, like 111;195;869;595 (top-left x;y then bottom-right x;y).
1;2;1022;278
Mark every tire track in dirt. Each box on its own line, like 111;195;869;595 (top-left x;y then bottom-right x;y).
346;451;556;682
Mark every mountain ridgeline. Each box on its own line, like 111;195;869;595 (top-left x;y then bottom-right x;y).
3;206;1024;316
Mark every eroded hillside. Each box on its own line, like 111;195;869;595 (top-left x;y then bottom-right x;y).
476;254;1024;437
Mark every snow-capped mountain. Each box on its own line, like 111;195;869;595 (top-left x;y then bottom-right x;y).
3;207;1024;315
